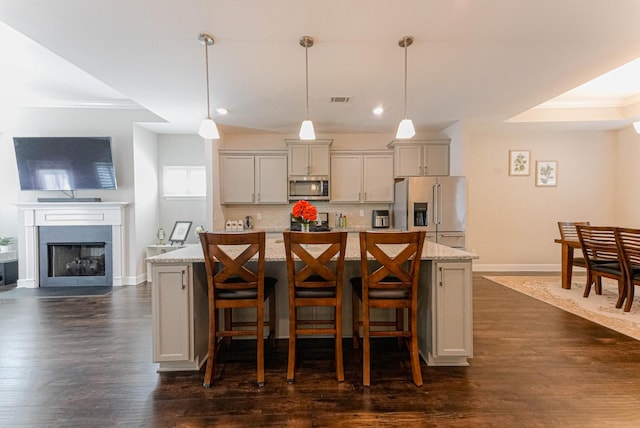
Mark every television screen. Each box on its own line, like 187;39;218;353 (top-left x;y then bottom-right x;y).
13;137;117;191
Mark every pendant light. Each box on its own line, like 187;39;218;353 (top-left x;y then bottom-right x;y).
396;36;415;139
299;36;316;140
198;33;220;140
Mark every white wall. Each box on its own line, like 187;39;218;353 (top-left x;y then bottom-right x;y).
219;131;443;151
132;125;159;284
0;130;19;245
463;122;618;270
615;126;640;228
157;134;208;245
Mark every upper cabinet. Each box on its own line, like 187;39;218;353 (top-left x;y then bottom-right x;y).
330;151;394;203
388;140;450;177
285;139;332;177
220;151;288;204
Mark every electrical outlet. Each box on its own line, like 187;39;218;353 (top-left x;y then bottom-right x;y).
256;212;262;220
359;210;365;217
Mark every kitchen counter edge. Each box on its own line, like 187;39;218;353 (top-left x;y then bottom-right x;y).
146;232;478;264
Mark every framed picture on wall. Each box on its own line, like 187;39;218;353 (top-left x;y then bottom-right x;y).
509;150;530;176
536;161;557;187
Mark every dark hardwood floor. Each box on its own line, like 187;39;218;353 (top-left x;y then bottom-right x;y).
2;274;640;427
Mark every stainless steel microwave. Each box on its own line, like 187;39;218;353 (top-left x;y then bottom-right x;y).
289;177;329;201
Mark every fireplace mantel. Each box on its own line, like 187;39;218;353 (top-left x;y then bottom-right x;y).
16;202;129;288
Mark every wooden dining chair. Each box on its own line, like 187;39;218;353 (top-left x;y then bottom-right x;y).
283;230;348;383
615;227;640;312
350;230;426;387
557;221;590;269
575;225;625;307
199;231;277;387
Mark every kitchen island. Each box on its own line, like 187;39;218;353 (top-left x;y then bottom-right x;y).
147;232;477;372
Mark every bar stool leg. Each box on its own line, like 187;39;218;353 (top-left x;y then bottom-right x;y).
335;306;344;382
287;307;296;383
256;303;265;387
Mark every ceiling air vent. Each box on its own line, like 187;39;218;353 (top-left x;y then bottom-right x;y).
330;96;351;103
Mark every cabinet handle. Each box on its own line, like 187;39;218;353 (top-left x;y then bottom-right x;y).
439;266;443;287
181;269;186;290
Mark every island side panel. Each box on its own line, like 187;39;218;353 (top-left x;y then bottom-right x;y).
420;260;473;366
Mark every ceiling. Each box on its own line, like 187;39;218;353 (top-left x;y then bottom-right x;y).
1;0;640;136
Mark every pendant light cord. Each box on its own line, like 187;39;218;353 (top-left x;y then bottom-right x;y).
204;36;212;120
305;44;310;120
403;37;408;119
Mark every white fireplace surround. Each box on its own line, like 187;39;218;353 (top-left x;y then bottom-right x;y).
17;202;128;288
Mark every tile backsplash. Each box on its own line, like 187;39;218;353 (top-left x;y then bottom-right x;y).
221;202;392;231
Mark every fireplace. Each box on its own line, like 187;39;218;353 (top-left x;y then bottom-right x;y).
16;202;128;288
39;226;112;287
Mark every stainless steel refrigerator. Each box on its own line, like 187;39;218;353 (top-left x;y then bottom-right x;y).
393;176;466;249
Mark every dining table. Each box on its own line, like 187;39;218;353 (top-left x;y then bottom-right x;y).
554;238;581;289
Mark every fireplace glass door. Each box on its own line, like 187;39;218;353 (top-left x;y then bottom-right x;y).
48;243;106;278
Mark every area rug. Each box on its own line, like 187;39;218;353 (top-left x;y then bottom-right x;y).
484;275;640;341
0;286;113;299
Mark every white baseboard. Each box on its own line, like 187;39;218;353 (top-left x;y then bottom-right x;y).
123;274;147;286
473;264;561;272
473;264;589;273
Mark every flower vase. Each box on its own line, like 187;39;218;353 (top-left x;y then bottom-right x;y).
301;223;310;233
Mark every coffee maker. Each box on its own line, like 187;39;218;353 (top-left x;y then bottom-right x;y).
372;210;390;228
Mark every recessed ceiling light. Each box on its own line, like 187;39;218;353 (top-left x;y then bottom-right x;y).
373;106;384;115
216;107;228;115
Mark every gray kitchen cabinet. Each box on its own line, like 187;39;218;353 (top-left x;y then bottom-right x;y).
146;245;185;283
389;140;450;177
286;139;331;176
220;152;288;204
152;263;208;371
419;260;473;366
330;151;394;203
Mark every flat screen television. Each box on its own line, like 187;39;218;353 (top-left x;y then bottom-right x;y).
13;137;117;191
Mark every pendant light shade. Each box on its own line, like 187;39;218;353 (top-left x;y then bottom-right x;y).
396;36;415;139
299;36;316;140
199;118;220;139
634;121;640;134
396;118;415;139
299;119;315;140
198;33;220;140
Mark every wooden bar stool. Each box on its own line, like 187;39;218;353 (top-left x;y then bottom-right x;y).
283;230;348;383
199;231;277;387
350;230;426;387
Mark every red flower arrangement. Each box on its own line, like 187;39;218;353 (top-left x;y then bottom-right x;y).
291;200;317;225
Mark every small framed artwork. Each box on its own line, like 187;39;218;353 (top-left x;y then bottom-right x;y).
536;161;557;187
169;221;192;244
509;150;530;176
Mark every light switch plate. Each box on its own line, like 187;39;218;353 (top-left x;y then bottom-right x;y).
256;212;262;220
359;210;365;217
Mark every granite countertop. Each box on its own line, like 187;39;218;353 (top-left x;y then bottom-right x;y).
146;231;478;264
